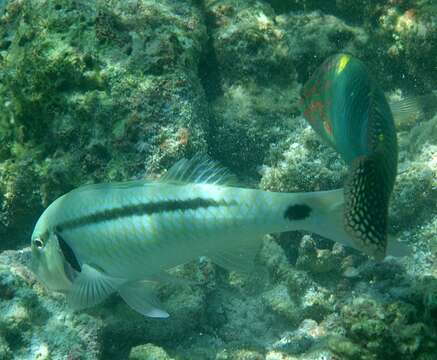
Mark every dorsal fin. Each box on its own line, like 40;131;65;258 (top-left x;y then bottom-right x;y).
160;153;238;185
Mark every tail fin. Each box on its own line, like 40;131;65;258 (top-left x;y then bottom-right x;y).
302;189;359;251
302;188;409;260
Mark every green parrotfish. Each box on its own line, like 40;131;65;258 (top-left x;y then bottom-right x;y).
301;53;399;260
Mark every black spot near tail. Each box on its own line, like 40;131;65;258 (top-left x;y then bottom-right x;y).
284;204;312;221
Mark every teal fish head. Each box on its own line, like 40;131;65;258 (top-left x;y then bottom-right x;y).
31;210;73;293
301;53;397;165
301;54;340;152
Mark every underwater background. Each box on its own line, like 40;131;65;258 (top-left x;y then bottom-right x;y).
0;0;436;359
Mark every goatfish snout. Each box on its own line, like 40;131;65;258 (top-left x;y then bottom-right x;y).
301;53;399;260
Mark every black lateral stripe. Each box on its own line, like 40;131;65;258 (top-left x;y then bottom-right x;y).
284;204;312;221
56;198;234;232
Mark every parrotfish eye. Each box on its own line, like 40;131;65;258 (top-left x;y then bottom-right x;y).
34;238;44;249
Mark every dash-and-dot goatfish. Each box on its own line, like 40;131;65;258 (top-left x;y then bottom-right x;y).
30;54;408;318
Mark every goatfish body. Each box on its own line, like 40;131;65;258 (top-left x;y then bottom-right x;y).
31;155;361;317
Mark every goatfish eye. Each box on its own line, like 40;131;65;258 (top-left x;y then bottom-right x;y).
33;238;44;249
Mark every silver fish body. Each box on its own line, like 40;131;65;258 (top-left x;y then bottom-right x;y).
30;156;355;317
38;182;340;278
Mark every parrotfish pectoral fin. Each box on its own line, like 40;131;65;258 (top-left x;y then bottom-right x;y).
67;263;124;310
390;92;437;128
390;96;423;126
344;155;390;260
209;236;263;273
118;281;169;318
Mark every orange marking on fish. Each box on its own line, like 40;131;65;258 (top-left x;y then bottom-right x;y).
304;100;326;124
324;120;333;135
303;108;314;122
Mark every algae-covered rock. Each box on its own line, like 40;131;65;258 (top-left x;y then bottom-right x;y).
263;284;299;324
0;0;208;250
98;281;207;358
0;334;12;360
0;159;43;250
270;319;321;354
328;296;437;359
391;113;437;231
0;249;103;359
204;0;300;174
260;118;347;192
377;3;437;92
216;349;264;360
129;343;173;360
204;0;369;175
295;235;344;274
0;248;210;359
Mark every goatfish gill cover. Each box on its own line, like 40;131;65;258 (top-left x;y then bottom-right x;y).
301;53;399;260
31;154;364;318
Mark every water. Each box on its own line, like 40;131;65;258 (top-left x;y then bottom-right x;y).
0;0;436;359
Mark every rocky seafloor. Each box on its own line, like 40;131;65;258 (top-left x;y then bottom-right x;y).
0;0;436;359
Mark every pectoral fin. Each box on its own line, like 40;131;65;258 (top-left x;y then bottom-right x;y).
67;264;124;310
118;281;169;318
390;92;437;129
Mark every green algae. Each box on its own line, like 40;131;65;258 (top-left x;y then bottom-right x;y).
0;0;209;250
0;250;103;359
327;297;437;359
129;344;173;360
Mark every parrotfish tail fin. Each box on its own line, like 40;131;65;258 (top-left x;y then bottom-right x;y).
390;96;423;127
344;154;391;260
